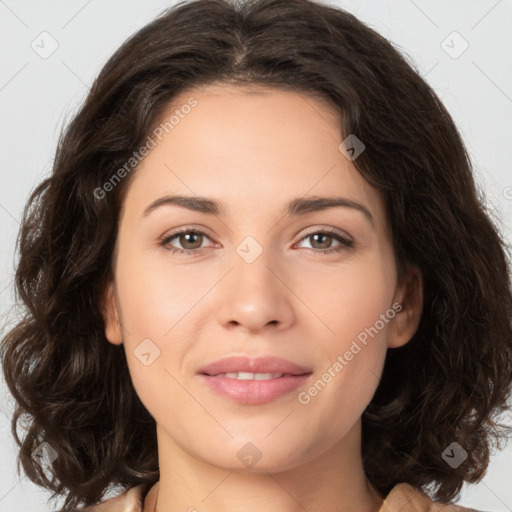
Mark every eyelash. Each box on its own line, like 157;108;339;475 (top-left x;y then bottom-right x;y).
159;227;354;256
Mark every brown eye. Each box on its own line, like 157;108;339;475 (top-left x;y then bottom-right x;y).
161;229;211;255
296;229;353;254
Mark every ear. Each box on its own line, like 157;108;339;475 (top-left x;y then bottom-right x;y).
100;282;123;345
387;264;423;349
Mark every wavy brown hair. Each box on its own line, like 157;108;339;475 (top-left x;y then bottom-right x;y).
2;0;512;509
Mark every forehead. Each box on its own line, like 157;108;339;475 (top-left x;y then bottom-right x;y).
120;83;386;232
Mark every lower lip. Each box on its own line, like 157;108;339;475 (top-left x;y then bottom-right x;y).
199;374;312;405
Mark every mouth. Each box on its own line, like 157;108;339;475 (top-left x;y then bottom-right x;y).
197;356;313;405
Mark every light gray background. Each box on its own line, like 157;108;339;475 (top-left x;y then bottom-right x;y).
1;0;511;510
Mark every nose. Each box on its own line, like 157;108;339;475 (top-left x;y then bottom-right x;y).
216;243;296;333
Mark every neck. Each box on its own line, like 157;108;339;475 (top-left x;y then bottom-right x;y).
147;419;383;512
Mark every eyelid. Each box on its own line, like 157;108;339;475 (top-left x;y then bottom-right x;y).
296;225;353;243
160;224;214;240
161;224;352;242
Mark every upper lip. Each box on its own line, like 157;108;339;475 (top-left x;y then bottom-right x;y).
198;356;312;376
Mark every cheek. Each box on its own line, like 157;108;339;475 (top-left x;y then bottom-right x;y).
297;257;394;408
303;258;395;353
112;249;217;408
114;247;212;339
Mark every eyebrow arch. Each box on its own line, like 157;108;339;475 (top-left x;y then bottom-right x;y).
286;196;374;228
142;194;375;228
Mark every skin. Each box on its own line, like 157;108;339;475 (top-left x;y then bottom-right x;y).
102;83;423;512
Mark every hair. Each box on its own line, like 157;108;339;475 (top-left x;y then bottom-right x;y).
2;0;512;509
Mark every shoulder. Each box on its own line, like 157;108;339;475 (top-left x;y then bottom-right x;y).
78;483;148;512
380;483;483;512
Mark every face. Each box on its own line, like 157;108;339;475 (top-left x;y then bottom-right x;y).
102;83;422;473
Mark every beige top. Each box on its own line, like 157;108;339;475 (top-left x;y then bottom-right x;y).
79;481;482;511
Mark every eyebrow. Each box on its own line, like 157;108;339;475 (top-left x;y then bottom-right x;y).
142;194;375;228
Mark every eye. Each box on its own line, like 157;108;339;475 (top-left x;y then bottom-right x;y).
295;228;354;254
160;228;213;256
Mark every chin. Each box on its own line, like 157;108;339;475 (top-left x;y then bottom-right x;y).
195;438;317;474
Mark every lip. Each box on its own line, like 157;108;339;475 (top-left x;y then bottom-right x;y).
198;355;312;376
197;356;313;405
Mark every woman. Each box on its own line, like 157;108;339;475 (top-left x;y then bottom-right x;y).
1;0;511;511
